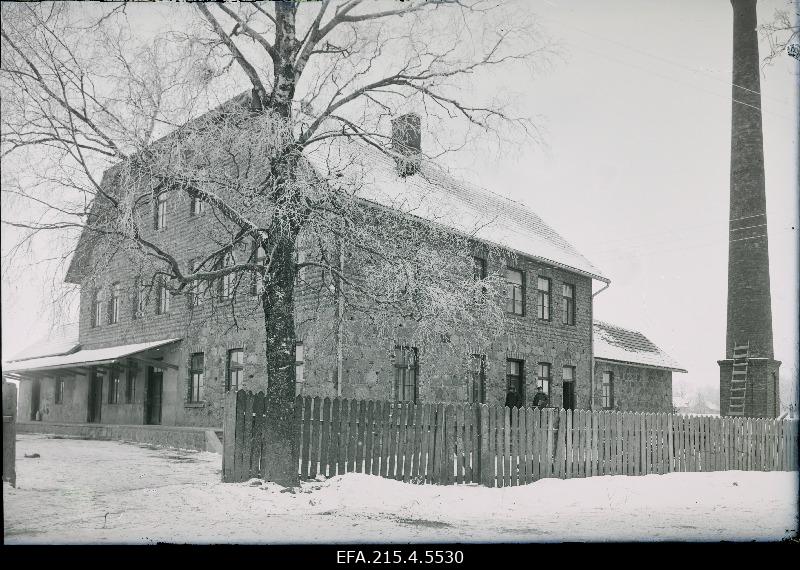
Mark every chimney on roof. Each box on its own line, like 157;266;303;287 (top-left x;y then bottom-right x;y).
391;113;421;177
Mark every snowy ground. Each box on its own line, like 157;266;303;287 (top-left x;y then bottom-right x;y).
3;434;798;544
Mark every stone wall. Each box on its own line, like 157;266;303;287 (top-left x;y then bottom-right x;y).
592;360;673;413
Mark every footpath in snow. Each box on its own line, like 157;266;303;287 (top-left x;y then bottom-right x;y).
3;434;797;543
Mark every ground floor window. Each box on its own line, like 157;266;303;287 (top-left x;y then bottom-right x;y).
468;354;486;404
226;349;244;391
55;377;65;404
505;359;524;408
394;346;418;402
537;362;551;396
108;367;121;404
602;371;614;409
189;353;204;402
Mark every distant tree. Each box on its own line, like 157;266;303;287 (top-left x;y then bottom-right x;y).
759;2;800;67
1;1;552;485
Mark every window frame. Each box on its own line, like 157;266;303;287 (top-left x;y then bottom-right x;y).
468;354;487;404
537;362;552;396
505;267;525;316
156;279;171;315
562;282;575;325
188;352;205;403
108;366;121;404
55;376;65;405
189;194;204;217
505;358;525;405
394;345;418;403
473;256;487;280
537;276;551;321
218;250;236;299
91;288;103;328
226;348;244;392
602;371;614;410
251;243;267;295
155;192;168;230
109;282;121;324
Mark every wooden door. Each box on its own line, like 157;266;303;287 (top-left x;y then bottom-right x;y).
563;381;575;410
87;371;102;423
30;379;41;421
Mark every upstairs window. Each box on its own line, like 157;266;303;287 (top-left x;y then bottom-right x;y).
91;289;104;328
155;192;168;230
226;349;244;391
562;283;575;325
189;194;204;217
132;282;148;320
188;353;204;403
505;268;524;315
188;258;207;307
55;377;65;405
251;244;267;295
602;371;614;409
109;282;121;324
537;277;551;321
473;256;487;280
394;346;418;403
218;251;236;299
468;354;486;404
156;279;171;315
537;362;551;396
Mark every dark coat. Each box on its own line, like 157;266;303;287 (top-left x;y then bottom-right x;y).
532;392;549;408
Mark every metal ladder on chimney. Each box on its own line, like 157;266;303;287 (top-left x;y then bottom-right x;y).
728;342;749;417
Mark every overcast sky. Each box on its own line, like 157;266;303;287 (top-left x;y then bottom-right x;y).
2;0;797;399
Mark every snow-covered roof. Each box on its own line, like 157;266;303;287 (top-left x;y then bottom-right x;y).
5;323;80;363
3;338;181;374
306;142;608;283
594;320;686;372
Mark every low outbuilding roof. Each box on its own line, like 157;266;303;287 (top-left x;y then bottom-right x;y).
594;320;686;372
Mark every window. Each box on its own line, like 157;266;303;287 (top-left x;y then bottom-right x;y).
55;377;65;405
602;371;614;409
506;359;524;407
189;194;204;217
562;283;575;325
505;268;524;315
251;244;267;295
156;279;171;315
468;354;486;404
91;289;104;328
188;353;204;403
108;367;121;404
562;365;576;409
109;282;121;324
188;258;206;307
132;282;147;319
473;256;487;280
394;346;418;402
155;192;168;230
226;349;244;391
125;361;137;403
537;362;551;396
295;343;304;384
218;250;236;299
537;277;551;320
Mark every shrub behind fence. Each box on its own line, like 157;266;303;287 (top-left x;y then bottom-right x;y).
222;391;799;485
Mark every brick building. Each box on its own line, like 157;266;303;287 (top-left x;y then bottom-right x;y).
4;112;685;438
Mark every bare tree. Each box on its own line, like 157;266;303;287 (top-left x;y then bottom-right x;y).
1;1;553;485
759;2;800;67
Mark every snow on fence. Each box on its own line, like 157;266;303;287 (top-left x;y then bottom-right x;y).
221;391;799;485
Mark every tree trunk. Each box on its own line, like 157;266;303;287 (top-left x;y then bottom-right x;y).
261;236;298;486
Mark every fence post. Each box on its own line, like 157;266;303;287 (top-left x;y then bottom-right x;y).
221;389;237;482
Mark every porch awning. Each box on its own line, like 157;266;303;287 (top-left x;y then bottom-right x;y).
2;338;181;376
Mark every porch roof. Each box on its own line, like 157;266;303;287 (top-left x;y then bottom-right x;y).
2;338;181;376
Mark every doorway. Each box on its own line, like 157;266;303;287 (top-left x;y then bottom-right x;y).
563;381;575;410
30;379;41;420
145;366;163;425
87;371;103;423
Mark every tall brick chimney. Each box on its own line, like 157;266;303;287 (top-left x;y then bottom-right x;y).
391;113;422;177
719;0;781;418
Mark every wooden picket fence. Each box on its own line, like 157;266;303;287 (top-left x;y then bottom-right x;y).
222;391;799;485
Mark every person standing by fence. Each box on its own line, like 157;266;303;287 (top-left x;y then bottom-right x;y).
532;386;549;409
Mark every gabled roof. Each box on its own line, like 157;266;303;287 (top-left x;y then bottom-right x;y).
593;320;686;372
3;338;180;374
306;142;608;283
4;323;80;363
